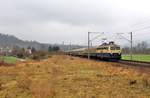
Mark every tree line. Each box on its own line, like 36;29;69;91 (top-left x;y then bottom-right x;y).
122;41;150;54
48;45;60;52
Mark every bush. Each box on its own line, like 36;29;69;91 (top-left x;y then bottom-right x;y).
17;52;25;58
32;54;40;60
31;51;48;60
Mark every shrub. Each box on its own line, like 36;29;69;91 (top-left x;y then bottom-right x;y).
31;51;48;60
17;52;25;58
32;54;40;60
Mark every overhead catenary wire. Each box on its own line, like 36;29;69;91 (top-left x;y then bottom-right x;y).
110;17;150;36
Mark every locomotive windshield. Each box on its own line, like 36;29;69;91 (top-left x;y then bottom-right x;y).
97;47;108;50
110;47;120;50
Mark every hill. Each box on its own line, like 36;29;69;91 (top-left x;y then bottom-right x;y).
0;33;85;51
0;33;49;51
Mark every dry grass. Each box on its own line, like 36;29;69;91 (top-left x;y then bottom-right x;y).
0;55;150;98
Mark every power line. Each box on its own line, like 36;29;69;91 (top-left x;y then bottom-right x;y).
117;32;133;60
88;32;104;59
110;18;150;36
90;32;104;41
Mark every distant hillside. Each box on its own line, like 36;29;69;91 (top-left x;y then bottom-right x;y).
0;33;85;51
0;33;49;51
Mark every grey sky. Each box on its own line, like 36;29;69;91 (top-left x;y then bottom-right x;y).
0;0;150;45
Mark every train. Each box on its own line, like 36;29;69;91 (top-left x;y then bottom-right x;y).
66;41;122;60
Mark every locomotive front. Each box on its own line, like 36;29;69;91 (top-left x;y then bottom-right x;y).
95;42;122;60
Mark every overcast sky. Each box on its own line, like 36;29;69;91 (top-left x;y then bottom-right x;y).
0;0;150;45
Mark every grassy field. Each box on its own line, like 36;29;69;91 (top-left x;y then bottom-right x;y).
122;54;150;62
0;56;17;64
0;55;150;98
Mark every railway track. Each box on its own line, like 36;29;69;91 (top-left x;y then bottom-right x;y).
68;55;150;68
118;60;150;68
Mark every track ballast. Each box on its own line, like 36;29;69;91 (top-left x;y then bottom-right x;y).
118;60;150;68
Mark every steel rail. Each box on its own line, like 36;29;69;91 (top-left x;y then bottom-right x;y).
118;60;150;67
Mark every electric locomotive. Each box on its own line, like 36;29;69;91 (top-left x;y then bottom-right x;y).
67;41;121;60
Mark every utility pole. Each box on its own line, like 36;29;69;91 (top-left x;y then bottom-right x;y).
87;32;104;60
69;42;71;50
62;41;65;51
117;32;133;60
130;32;133;60
62;41;64;46
69;42;72;56
88;32;90;59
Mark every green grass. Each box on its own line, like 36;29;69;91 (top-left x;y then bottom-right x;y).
122;54;150;62
0;56;17;64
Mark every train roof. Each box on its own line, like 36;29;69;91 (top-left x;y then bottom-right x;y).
99;44;120;47
98;42;120;47
66;42;120;52
67;48;86;52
